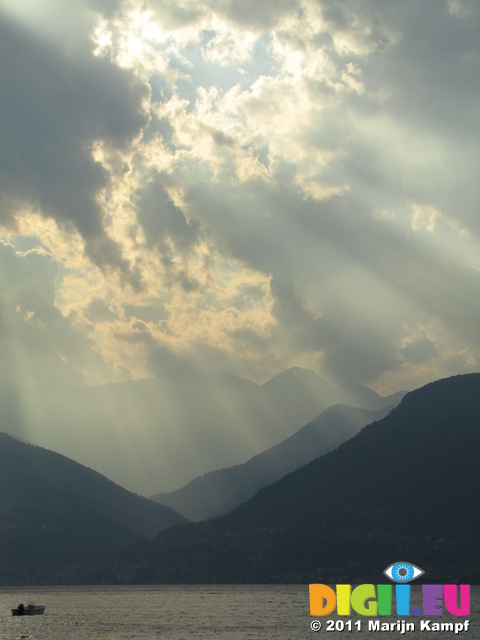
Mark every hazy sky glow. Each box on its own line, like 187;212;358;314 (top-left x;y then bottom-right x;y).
1;0;479;394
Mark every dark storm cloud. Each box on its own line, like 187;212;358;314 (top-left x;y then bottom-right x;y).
135;172;201;253
401;336;439;364
180;154;479;383
113;318;180;375
319;0;480;235
0;11;148;276
86;0;123;17
384;8;479;232
148;0;301;30
218;0;300;29
318;0;399;52
269;276;331;352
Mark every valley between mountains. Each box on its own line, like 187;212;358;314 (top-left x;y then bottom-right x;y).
0;370;478;585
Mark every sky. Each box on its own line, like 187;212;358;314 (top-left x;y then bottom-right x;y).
0;0;479;397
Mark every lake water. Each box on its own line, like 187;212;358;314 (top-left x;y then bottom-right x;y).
1;585;478;640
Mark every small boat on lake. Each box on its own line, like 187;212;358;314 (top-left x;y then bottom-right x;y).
11;603;45;616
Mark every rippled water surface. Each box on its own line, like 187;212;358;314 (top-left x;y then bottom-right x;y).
1;585;478;640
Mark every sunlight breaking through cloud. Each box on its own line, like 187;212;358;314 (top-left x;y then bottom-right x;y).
0;0;478;399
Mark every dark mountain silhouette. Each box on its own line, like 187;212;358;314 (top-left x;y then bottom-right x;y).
151;405;391;521
116;373;480;584
1;365;401;496
0;432;187;582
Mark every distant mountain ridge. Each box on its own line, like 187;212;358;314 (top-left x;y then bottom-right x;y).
151;404;391;521
114;373;480;584
1;365;402;496
0;432;187;582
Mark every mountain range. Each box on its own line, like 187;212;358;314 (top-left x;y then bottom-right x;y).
151;404;390;521
113;373;480;584
0;365;401;496
2;373;477;586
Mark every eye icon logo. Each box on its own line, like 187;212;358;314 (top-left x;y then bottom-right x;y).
384;561;424;583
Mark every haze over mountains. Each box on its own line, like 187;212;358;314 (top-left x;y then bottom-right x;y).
115;373;480;584
0;365;402;496
151;404;390;521
0;373;477;585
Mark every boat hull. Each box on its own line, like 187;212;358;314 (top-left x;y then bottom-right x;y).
12;605;45;616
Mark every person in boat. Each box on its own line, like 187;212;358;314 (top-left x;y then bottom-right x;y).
17;603;25;615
